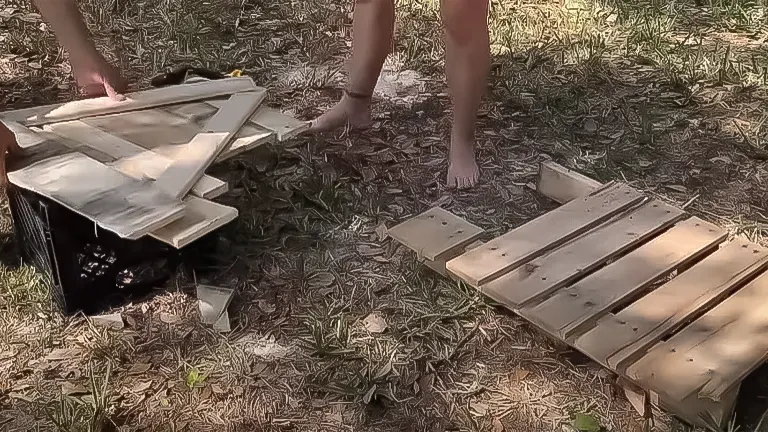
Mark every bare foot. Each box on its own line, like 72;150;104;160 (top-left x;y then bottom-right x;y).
307;92;373;133
447;136;480;189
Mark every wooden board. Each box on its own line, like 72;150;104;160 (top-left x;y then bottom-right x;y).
204;100;309;141
0;77;259;126
481;200;685;308
574;240;768;371
627;267;768;403
42;120;228;199
537;160;602;204
519;217;727;341
150;197;237;248
154;91;265;199
89;106;275;163
7;152;184;239
445;182;645;287
387;207;485;261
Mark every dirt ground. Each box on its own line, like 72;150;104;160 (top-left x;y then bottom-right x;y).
2;0;768;431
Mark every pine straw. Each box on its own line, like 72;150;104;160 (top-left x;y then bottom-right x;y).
2;0;768;430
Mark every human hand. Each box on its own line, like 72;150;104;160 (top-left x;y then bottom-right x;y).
0;122;23;189
69;51;127;101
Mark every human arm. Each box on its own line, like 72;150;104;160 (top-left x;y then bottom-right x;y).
31;0;126;99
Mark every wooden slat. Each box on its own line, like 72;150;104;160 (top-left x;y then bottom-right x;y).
574;240;768;371
149;197;237;248
0;77;259;126
445;183;645;287
537;161;602;204
481;200;685;308
626;267;768;403
90;106;275;163
154;91;265;199
7;152;184;239
387;207;485;261
205;100;309;141
519;217;727;341
43;120;228;199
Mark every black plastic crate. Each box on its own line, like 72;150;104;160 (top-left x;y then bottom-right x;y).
6;184;183;315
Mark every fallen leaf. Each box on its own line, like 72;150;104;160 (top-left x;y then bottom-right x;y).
61;382;89;396
91;313;124;329
308;272;335;288
374;223;388;241
573;413;602;432
130;381;152;394
357;244;384;257
46;348;80;361
492;417;504;432
159;313;180;324
200;385;212;400
511;367;530;381
363;384;377;404
469;401;489;417
127;363;152;375
257;300;276;313
362;313;388;333
665;184;687;193
583;118;598;132
8;392;34;402
211;384;226;395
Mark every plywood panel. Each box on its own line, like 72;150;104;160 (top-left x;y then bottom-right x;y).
445;183;645;287
387;207;485;261
154;91;265;199
574;240;768;371
0;77;259;126
43;120;227;199
481;200;685;308
7;152;184;239
627;268;768;402
519;217;727;341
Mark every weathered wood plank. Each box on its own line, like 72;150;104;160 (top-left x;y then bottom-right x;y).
519;217;727;341
43;120;228;199
626;266;768;403
574;240;768;371
481;200;685;308
537;161;602;204
0;77;259;126
7;152;185;239
445;183;645;287
154;91;265;199
388;207;485;261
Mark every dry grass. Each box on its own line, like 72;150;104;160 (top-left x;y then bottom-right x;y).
2;0;768;431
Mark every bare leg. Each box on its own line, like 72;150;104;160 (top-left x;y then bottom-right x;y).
308;0;395;133
441;0;490;189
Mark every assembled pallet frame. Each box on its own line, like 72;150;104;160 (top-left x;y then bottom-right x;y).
387;160;768;431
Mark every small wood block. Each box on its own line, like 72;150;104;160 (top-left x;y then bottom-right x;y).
574;239;768;372
150;197;238;248
519;217;727;342
387;207;484;261
446;183;645;287
0;77;259;126
43;120;228;199
7;152;185;239
154;91;266;199
197;284;234;325
481;199;686;308
537;160;602;204
626;265;768;403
